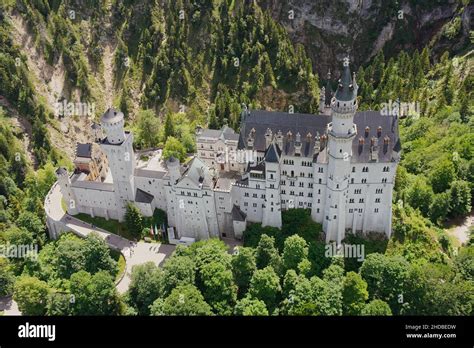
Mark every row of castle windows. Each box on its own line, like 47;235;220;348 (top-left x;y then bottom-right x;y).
280;190;313;198
281;200;313;208
354;166;390;173
354;189;383;194
281;170;314;178
348;198;381;204
280;181;314;188
181;191;199;197
282;159;316;168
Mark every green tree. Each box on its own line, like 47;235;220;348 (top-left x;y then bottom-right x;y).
13;276;50;315
454;245;474;281
46;291;72;315
125;203;143;239
70;270;122;315
231;247;257;295
342;272;369;315
405;178;433;216
234;296;269;316
162;255;195;295
360;253;410;314
83;233;118;277
136;109;160;148
128;262;164;315
4;226;34;247
16;211;46;245
361;299;392;315
0;258;14;296
429;192;451;224
449;180;471;217
162;136;186;162
199;261;237;315
53;233;86;279
372;50;385;87
429;160;455;193
149;284;212;316
282;235;309;272
248;266;281;312
420;47;430;73
255;234;281;270
164;111;175;139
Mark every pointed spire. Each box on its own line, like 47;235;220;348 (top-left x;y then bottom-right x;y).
335;58;356;102
325;69;333;106
352;71;358;94
265;141;280;163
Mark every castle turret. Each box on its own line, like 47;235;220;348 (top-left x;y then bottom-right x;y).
100;108;126;144
322;59;358;245
99;108;135;221
56;167;78;215
262;141;282;228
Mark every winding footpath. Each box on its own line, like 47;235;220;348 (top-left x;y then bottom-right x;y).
44;182;175;293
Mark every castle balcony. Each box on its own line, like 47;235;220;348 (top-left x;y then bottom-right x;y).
328;124;357;140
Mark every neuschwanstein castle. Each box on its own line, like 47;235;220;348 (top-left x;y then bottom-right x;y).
54;62;401;245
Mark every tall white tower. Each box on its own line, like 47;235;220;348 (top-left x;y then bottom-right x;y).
99;108;135;220
262;141;282;228
324;59;358;245
55;167;78;215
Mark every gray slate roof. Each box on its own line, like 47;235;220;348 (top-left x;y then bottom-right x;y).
101;107;124;124
239;109;400;163
75;143;92;158
179;157;214;188
335;64;356;101
134;168;166;179
265;142;281;163
135;188;154;204
231;205;247;222
198;126;239;142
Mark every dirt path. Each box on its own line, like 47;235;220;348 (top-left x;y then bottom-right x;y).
444;210;473;246
103;43;115;109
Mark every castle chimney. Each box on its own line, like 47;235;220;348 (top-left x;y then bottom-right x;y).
314;133;321;154
265;128;273;149
294;132;302;156
247;128;256;149
276;130;283;150
319;87;326;113
370;136;379;161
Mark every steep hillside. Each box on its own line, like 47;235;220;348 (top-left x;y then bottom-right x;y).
260;0;473;76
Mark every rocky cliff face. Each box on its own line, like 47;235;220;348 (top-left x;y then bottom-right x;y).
258;0;472;76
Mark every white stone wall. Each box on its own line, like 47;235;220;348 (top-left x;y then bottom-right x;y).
134;176;167;212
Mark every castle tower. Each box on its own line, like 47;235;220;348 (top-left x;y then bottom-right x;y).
56;167;78;215
262;141;282;228
323;59;358;245
99;108;135;220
